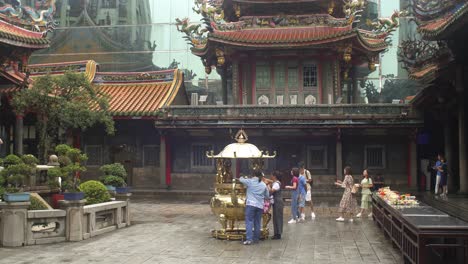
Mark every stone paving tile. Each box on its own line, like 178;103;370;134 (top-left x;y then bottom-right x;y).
0;201;404;264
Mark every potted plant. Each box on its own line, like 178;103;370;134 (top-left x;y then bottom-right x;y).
0;154;34;202
100;175;125;191
55;144;88;201
99;163;130;194
47;167;64;208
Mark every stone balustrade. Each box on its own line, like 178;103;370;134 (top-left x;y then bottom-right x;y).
0;195;131;247
156;104;422;128
27;209;66;245
163;104;417;118
82;201;130;239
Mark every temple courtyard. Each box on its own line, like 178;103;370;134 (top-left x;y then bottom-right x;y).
0;200;402;264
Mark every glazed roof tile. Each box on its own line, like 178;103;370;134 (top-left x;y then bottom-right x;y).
28;61;185;117
0;19;49;48
206;26;387;51
418;2;468;39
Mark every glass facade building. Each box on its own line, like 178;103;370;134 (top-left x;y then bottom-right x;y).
27;0;409;103
28;0;223;102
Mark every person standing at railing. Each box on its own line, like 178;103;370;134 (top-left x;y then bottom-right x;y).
433;153;444;195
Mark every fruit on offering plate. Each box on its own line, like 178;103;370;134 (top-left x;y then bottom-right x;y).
377;187;419;206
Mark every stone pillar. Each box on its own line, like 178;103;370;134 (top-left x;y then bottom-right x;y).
444;122;454;193
0;202;29;247
457;65;468;193
336;129;343;178
409;134;418;189
458;102;467;193
59;200;85;242
159;133;167;189
15;114;23;156
115;193;132;227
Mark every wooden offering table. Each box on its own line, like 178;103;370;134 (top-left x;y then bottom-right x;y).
372;194;468;264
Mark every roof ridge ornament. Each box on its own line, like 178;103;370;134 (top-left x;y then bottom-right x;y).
234;129;248;143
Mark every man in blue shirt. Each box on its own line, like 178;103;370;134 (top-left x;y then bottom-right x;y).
297;170;308;221
239;170;269;245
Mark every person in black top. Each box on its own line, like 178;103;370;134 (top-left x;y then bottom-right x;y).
439;157;448;197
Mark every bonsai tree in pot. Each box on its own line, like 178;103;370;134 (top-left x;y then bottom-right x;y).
0;154;35;202
99;163;130;194
55;144;88;201
100;175;125;191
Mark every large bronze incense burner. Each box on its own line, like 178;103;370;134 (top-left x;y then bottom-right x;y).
207;130;276;240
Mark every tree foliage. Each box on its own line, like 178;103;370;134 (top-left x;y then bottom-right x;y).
12;72;115;162
363;75;423;103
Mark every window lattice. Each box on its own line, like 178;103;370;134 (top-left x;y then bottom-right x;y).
85;145;103;166
143;145;160;167
303;64;317;87
366;146;385;168
192;144;213;167
256;65;271;89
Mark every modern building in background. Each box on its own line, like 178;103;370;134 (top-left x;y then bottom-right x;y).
1;0;422;191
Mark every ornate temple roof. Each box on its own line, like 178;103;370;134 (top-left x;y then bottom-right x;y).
27;61;187;117
417;1;468;39
178;0;395;69
0;0;55;49
0;19;49;48
197;26;387;51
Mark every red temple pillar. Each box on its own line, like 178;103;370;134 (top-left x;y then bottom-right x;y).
407;130;418;189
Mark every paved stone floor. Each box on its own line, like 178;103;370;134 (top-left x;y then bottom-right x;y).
0;200;404;264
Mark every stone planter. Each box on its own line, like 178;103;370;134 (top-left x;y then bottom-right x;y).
105;185;116;191
64;192;85;201
52;193;65;208
3;192;30;202
116;187;131;194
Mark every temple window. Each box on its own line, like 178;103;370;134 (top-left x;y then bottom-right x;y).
255;62;271;89
85;145;103;166
143;145;160;167
287;61;299;91
191;144;214;168
23;126;36;140
303;64;318;88
307;146;328;169
274;62;286;89
365;145;386;169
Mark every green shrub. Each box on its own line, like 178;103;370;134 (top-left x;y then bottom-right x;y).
1;163;33;192
29;195;48;210
21;154;39;166
79;180;111;205
66;148;87;164
55;144;71;156
58;155;72;167
0;158;3;166
3;154;22;168
47;167;63;189
101;175;125;187
100;163;127;180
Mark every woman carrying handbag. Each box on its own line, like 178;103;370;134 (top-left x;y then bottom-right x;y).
335;166;358;222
